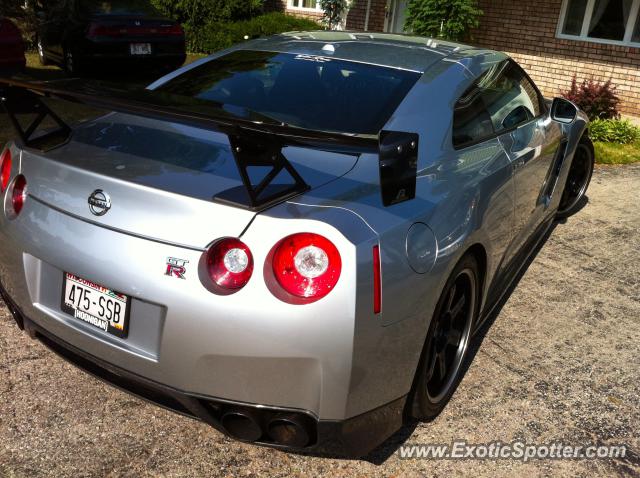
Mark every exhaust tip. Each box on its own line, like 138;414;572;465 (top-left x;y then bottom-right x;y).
267;414;312;448
221;410;262;442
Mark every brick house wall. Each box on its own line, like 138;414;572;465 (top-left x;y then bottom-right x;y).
470;0;640;117
344;0;387;32
270;0;386;30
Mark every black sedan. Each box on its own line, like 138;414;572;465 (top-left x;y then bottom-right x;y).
0;18;26;74
36;0;186;75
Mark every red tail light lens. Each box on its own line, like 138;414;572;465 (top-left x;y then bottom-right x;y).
11;175;27;216
87;22;183;38
87;23;123;37
1;149;11;193
162;24;184;36
272;233;341;300
206;238;253;290
373;245;381;314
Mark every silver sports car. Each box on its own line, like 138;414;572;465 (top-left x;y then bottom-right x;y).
0;31;594;457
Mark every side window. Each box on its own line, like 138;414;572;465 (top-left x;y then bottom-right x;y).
516;65;546;119
482;62;541;133
453;61;544;149
452;78;495;149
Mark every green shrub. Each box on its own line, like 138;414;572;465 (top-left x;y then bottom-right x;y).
151;0;264;27
404;0;483;41
188;12;320;53
561;76;620;120
589;119;640;144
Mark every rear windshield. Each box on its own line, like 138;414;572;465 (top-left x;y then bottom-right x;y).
156;50;420;135
82;0;161;16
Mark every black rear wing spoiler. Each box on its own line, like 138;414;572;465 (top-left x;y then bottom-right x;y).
0;78;418;210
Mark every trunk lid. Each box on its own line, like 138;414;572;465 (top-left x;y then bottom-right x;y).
21;113;359;248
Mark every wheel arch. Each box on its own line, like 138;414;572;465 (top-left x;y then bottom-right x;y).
465;243;487;299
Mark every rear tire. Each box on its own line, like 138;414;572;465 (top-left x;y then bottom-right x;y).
556;135;595;219
411;254;480;419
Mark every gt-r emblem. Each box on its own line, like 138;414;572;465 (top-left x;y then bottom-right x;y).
88;190;111;216
166;257;189;279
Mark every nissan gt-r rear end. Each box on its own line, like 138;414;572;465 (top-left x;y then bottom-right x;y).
0;131;380;456
0;31;592;458
0;42;424;457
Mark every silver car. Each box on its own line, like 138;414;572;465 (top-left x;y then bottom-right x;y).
0;31;594;457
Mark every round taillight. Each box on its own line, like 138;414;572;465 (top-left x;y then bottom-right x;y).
206;238;253;290
272;233;341;300
11;174;27;216
0;149;11;193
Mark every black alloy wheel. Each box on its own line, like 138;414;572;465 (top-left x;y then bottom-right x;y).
412;254;479;419
557;136;595;218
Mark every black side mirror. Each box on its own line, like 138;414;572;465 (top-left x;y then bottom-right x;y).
551;98;578;124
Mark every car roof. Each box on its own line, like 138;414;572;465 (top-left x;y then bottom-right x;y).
242;31;488;72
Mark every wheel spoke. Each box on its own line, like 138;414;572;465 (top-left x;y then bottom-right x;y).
445;283;456;312
425;348;438;382
447;328;463;347
438;352;447;380
450;295;466;319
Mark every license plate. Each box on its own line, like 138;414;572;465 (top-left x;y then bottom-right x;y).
130;43;151;55
61;273;130;338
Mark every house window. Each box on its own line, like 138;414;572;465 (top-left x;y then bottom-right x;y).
558;0;640;46
289;0;322;10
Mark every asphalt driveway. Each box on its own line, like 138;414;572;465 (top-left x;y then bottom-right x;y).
1;164;639;477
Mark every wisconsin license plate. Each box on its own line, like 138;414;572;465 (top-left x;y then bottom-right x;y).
61;273;130;338
130;43;151;55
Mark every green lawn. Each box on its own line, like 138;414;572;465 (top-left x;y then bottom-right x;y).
594;141;640;165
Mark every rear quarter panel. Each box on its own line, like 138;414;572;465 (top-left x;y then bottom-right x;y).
273;50;519;417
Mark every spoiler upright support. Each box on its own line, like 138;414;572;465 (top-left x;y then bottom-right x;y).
0;86;72;151
216;133;310;210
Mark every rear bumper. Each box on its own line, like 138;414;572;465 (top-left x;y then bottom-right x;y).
79;53;186;67
76;38;186;69
1;280;406;457
0;190;354;417
0;170;412;456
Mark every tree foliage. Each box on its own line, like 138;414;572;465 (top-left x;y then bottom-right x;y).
187;12;319;53
404;0;482;41
320;0;348;30
0;0;30;19
0;0;41;46
150;0;264;28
